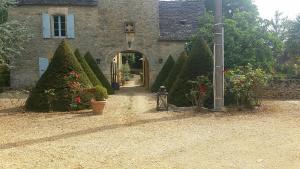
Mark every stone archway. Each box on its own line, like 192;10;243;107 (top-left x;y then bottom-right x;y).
110;50;150;89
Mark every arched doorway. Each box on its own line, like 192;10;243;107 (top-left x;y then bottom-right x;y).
111;50;149;89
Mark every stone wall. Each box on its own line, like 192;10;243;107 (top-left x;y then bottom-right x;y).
263;79;300;100
8;0;186;88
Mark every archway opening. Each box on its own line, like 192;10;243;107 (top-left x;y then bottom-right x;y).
111;51;149;89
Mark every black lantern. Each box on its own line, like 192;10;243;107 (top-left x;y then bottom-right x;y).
157;86;168;111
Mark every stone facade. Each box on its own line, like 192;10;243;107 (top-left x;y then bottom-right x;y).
9;0;204;88
263;80;300;100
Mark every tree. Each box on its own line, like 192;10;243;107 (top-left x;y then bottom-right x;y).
197;10;282;72
84;52;114;94
169;38;213;107
151;55;175;92
26;41;93;112
0;0;31;64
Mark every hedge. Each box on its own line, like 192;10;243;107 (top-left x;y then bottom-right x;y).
25;40;93;112
151;55;175;92
169;38;213;107
0;64;10;88
163;51;188;91
84;52;114;94
74;49;103;87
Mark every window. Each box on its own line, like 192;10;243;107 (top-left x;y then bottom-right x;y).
96;58;101;65
42;13;75;39
53;15;66;37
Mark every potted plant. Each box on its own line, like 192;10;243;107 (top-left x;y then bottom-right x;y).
91;85;108;114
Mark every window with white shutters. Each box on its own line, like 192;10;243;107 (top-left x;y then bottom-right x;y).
42;13;75;39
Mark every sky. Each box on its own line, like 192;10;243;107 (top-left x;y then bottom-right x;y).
253;0;299;20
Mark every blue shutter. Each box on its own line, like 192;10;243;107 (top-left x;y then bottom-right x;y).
67;14;75;38
42;13;51;38
39;57;49;77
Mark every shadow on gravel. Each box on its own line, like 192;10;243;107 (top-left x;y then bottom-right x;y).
0;113;196;150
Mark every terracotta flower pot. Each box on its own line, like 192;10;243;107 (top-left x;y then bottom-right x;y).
91;100;107;114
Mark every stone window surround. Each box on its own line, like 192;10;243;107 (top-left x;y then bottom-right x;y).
48;7;69;38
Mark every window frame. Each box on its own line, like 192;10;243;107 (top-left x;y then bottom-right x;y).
52;15;66;38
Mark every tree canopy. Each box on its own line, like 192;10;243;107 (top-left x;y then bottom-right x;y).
0;0;31;65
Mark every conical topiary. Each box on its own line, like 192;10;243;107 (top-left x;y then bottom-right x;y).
74;49;103;87
25;40;93;112
151;55;175;92
84;52;114;94
169;38;213;107
163;51;188;91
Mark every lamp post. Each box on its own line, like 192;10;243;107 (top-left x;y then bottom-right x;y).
213;0;225;111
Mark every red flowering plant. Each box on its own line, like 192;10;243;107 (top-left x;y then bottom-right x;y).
64;70;84;110
187;75;212;111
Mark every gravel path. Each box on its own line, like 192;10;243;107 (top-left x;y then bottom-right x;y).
0;81;299;169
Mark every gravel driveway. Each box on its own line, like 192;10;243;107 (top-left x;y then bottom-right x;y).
0;83;299;169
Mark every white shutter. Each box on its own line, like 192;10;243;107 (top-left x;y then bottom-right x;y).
67;14;75;38
39;57;49;77
42;13;51;38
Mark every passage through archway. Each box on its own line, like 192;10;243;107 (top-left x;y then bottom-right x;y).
111;51;149;89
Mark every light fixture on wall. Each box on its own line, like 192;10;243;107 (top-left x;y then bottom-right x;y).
125;22;135;49
158;58;163;64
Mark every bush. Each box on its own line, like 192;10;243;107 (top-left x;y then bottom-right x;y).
151;55;175;92
84;52;114;94
169;38;213;107
0;64;10;87
163;52;188;91
74;49;103;87
25;40;93;112
225;64;269;108
186;75;212;111
94;85;108;101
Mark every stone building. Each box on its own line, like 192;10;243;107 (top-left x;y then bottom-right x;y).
9;0;205;88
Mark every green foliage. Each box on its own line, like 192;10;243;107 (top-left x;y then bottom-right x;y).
198;5;283;73
94;85;108;101
25;40;93;112
225;64;269;108
122;62;131;81
169;38;213;107
74;49;103;87
0;0;31;64
84;52;114;94
186;75;212;111
151;55;175;92
163;51;188;91
0;64;9;87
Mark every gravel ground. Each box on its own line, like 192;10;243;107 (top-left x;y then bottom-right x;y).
0;81;299;169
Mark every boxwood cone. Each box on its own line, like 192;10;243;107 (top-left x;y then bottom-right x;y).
74;49;104;88
169;37;213;107
25;40;93;112
163;51;188;91
84;52;114;94
151;55;175;92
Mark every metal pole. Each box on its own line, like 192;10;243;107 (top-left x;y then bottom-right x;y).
213;0;225;111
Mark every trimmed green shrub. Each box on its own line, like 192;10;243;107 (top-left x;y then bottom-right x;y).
94;85;108;101
163;52;188;91
25;40;93;112
74;49;103;87
84;52;114;94
151;55;175;92
169;38;213;107
0;64;10;87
